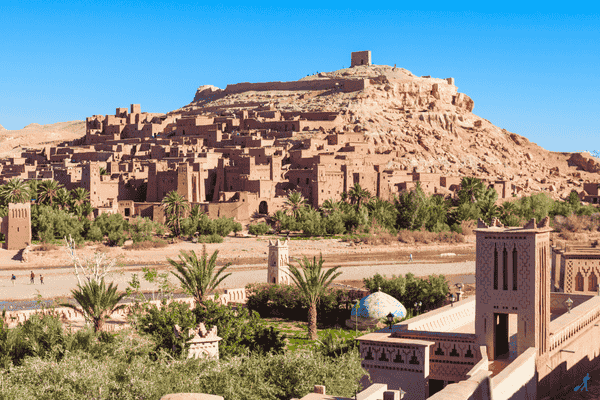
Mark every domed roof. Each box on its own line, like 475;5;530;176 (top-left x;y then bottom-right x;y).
351;290;406;320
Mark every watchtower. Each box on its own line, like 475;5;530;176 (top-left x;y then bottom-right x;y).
475;217;552;360
268;239;290;284
351;51;372;67
0;202;32;250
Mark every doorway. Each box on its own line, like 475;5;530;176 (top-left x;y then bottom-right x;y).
428;379;444;397
494;313;509;358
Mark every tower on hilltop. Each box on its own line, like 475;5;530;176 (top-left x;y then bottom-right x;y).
351;51;371;67
268;239;290;284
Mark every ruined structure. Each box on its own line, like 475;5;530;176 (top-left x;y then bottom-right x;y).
357;218;600;399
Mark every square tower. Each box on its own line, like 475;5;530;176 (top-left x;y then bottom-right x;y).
351;51;372;67
268;239;290;284
475;217;552;360
1;202;32;249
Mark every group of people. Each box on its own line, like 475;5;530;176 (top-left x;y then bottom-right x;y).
10;271;43;286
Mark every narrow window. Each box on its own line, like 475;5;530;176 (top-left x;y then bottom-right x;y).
503;246;508;290
576;272;584;291
513;246;518;290
494;245;498;290
589;273;598;292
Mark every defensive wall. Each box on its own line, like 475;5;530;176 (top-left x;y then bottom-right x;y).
223;78;369;94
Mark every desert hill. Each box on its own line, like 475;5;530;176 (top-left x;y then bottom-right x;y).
175;64;600;199
0;120;85;158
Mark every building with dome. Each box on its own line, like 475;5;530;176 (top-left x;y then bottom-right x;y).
356;218;600;400
346;289;407;331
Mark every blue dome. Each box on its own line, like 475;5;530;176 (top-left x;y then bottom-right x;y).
351;290;406;319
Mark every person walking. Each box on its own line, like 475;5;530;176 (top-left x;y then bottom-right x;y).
40;275;44;285
11;274;16;286
30;271;35;284
409;253;413;263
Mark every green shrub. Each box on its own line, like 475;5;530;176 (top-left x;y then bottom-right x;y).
137;301;197;357
86;225;103;242
248;222;271;236
363;273;449;312
198;233;223;243
193;300;286;358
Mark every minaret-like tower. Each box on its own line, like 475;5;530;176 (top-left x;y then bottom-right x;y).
475;217;552;360
267;239;290;284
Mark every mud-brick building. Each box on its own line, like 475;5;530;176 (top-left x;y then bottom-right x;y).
358;218;600;399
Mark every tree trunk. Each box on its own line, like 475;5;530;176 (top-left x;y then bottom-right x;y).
94;318;105;333
308;302;318;340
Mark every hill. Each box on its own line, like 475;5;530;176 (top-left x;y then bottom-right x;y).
175;64;599;199
0;120;85;158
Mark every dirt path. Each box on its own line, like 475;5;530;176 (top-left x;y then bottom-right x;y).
0;236;476;302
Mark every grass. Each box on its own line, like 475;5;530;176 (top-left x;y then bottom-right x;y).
262;318;367;353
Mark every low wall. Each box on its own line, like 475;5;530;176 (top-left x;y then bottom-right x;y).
2;288;249;328
224;78;368;94
540;295;600;397
396;297;475;332
491;347;537;400
550;292;593;313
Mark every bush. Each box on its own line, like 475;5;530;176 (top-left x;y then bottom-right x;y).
245;283;362;327
86;224;104;242
123;239;168;250
198;233;223;243
193;300;286;358
248;222;272;236
137;301;197;357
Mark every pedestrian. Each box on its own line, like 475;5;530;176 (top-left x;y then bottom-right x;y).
30;271;35;284
11;274;16;286
40;275;44;285
409;253;413;263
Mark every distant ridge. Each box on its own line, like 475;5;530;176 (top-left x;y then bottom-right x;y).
0;124;6;131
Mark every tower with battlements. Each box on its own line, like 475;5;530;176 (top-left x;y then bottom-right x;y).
268;239;290;284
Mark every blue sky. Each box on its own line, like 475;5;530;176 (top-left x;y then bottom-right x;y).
1;2;598;153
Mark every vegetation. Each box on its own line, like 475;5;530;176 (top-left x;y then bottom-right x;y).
61;278;127;332
363;273;449;312
161;190;190;237
167;246;232;306
287;255;342;340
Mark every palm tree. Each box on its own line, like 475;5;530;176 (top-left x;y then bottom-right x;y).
0;178;30;204
268;210;287;233
27;180;40;203
284;190;307;219
348;183;371;207
71;187;90;206
38;180;62;206
458;177;485;204
320;199;341;216
55;187;72;210
287;254;342;340
161;190;190;237
167;246;232;306
61;278;126;332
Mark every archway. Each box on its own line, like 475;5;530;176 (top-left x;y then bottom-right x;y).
259;201;268;215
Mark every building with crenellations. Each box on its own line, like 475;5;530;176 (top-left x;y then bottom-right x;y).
355;217;600;399
0;51;536;240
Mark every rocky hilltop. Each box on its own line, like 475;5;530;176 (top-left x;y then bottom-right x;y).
0;121;85;158
176;64;599;199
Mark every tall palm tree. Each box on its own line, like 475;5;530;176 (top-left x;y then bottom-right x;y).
268;210;287;233
161;190;190;237
71;187;90;206
0;178;30;204
287;254;342;340
55;187;72;210
458;177;485;204
167;246;232;306
27;180;40;203
320;199;341;216
284;190;307;219
38;180;63;206
348;183;371;207
61;278;126;332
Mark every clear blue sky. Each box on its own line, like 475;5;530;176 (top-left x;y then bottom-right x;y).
1;1;598;153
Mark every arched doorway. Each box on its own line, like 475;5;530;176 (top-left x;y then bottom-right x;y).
259;201;268;215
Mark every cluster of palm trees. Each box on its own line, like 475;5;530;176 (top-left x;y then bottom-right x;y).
0;178;92;218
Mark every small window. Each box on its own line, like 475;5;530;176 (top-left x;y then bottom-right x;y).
124;208;131;217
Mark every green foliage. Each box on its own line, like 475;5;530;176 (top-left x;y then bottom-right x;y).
32;204;86;242
62;278;127;332
137;301;197;357
194;300;287;358
363;273;449;312
197;233;224;243
0;178;31;205
248;221;272;236
161;190;190;237
168;247;232;305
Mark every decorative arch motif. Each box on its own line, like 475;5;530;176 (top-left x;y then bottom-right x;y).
575;272;584;292
588;272;598;292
